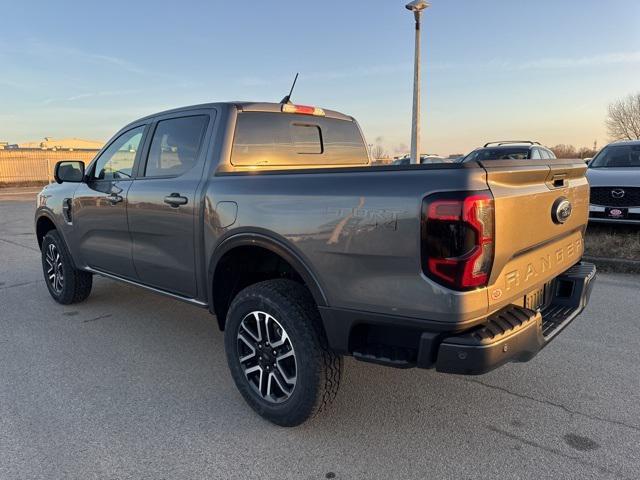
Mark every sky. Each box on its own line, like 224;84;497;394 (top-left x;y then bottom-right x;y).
1;0;639;156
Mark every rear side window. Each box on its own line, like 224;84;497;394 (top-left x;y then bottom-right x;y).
144;115;209;177
539;149;552;159
231;112;368;167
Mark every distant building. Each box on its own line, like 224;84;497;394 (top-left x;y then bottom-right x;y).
18;137;103;150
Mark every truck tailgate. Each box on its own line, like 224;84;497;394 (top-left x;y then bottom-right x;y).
480;159;590;309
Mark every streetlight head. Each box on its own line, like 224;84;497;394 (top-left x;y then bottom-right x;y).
405;0;430;12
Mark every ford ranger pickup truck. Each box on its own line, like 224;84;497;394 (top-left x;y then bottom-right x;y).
35;101;596;426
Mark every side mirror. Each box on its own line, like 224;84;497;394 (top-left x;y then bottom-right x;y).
583;157;592;164
54;161;85;184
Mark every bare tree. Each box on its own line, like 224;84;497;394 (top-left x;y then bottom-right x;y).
551;144;598;159
577;146;597;159
371;145;387;160
606;92;640;141
550;144;577;159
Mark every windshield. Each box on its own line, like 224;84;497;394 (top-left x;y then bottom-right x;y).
463;147;530;162
590;144;640;168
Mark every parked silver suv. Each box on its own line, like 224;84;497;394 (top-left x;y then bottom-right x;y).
587;140;640;224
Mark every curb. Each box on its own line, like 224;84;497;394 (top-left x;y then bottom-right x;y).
583;255;640;274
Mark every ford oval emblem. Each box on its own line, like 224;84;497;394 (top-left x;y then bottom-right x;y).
552;197;572;224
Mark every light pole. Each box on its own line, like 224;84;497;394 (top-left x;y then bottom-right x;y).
405;0;430;164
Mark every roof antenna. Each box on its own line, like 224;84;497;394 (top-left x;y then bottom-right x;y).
280;73;299;104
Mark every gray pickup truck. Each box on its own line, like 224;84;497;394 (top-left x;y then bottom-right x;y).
35;101;596;426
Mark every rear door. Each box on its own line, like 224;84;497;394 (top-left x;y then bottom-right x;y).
126;110;213;298
481;158;590;309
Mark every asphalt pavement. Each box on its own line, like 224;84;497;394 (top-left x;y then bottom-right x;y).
1;191;639;480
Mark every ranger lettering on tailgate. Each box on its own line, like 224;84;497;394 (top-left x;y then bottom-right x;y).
491;233;584;303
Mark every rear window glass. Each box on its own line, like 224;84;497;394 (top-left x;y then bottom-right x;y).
475;147;530;160
231;112;368;166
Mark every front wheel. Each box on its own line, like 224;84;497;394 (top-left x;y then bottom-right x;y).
41;230;93;304
224;279;342;427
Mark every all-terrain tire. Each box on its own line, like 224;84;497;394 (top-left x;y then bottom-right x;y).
224;279;342;427
41;230;93;304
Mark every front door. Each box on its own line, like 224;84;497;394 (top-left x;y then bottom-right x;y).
72;125;146;279
126;112;212;298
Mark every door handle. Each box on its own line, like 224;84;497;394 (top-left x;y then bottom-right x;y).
164;193;188;207
107;193;123;205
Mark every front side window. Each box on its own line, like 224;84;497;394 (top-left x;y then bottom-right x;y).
590;144;640;168
144;115;209;177
92;126;144;180
231;112;368;167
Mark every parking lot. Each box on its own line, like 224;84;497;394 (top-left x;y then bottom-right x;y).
1;190;639;480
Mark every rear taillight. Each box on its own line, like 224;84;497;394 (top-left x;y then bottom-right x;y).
421;191;495;290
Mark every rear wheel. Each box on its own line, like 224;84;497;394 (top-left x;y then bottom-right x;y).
224;279;342;426
41;230;92;304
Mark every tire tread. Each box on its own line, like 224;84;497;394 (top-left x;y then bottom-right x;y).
225;279;342;426
42;230;92;305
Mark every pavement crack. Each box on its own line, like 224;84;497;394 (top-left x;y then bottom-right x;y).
465;378;640;434
0;279;44;290
0;237;39;252
82;314;113;323
485;425;631;479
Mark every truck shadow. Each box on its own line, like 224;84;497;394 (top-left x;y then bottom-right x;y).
81;277;607;435
83;278;488;432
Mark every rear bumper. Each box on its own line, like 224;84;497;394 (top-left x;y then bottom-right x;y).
436;262;596;374
320;262;596;375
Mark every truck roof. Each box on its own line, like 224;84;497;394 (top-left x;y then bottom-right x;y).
129;101;354;125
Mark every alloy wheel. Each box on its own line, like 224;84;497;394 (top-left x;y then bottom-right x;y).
236;311;297;403
45;243;64;294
